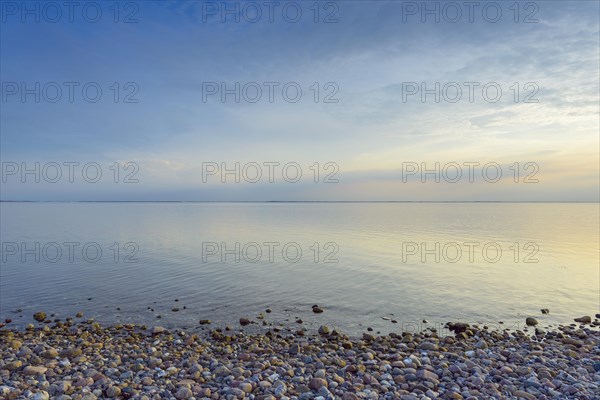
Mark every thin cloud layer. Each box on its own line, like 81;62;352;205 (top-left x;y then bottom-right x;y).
1;1;598;200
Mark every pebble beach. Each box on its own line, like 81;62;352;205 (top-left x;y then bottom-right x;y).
1;313;599;400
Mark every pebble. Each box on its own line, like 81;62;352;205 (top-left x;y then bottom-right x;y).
418;342;438;351
105;386;121;397
525;317;538;326
308;378;328;390
32;391;50;400
0;315;597;400
151;326;166;335
574;316;592;323
40;348;58;359
318;325;331;336
33;312;46;322
174;387;193;399
23;366;48;375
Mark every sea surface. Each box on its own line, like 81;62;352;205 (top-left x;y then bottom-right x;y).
1;202;598;335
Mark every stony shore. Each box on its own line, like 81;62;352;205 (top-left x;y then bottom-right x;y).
1;315;599;400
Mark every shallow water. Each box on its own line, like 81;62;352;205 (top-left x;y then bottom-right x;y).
1;202;598;334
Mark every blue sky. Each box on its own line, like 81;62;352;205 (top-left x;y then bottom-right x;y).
1;0;598;201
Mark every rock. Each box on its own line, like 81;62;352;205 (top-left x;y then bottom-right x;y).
142;377;154;385
33;312;47;322
312;305;324;313
240;317;251;326
23;366;48;375
238;382;253;393
106;386;121;397
199;319;211;325
273;381;287;396
318;325;331;336
593;362;600;372
121;387;138;399
475;340;488;349
289;343;300;354
318;386;333;398
417;369;439;381
226;387;245;398
60;348;82;358
32;391;50;400
535;327;545;335
448;322;469;333
214;366;231;377
6;360;22;370
41;348;59;358
574;316;591;323
363;332;375;341
76;311;84;318
151;326;166;335
525;317;538;326
513;390;536;400
230;366;245;378
308;378;328;391
75;377;93;387
540;309;549;314
9;340;21;350
174;387;193;399
524;378;541;389
418;342;438;351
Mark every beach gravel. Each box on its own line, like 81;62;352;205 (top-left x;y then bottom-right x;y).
0;318;598;399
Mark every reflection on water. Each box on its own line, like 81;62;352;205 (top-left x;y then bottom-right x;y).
1;202;598;334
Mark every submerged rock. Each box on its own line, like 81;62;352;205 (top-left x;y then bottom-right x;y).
526;317;538;326
574;316;591;323
33;312;46;322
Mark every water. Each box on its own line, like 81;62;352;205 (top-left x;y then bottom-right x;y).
1;202;598;335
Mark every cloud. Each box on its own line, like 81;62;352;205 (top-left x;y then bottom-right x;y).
1;1;598;200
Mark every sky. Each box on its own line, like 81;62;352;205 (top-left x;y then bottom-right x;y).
0;0;599;201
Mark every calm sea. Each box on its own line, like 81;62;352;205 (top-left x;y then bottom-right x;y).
1;202;598;335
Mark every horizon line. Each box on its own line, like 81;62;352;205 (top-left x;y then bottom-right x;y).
1;200;598;204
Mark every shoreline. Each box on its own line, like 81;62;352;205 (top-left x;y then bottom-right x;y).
1;315;599;399
3;304;599;339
